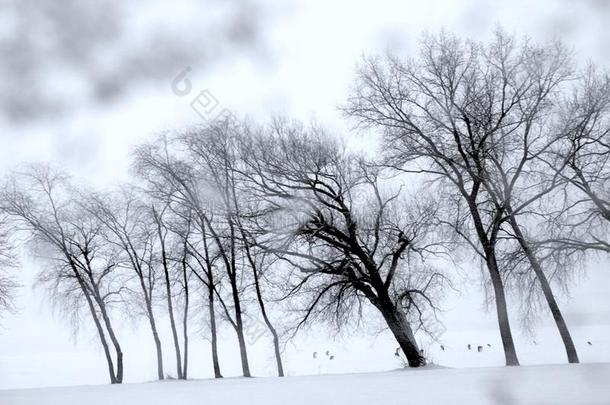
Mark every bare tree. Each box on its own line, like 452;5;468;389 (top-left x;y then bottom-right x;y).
237;121;449;367
1;166;124;383
85;188;166;380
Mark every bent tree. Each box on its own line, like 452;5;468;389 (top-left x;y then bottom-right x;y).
239;122;448;367
86;189;167;379
1;167;125;383
345;31;581;365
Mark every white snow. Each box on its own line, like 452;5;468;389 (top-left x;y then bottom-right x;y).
1;363;609;405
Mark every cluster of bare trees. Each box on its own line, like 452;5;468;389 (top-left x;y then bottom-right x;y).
344;29;610;365
0;29;609;381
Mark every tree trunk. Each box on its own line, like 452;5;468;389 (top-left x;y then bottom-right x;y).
231;180;284;376
207;282;223;378
203;213;250;376
271;330;284;377
507;214;579;363
200;222;223;378
69;258;120;383
227;219;251;377
85;269;124;382
253;272;284;376
375;293;424;367
150;316;165;381
487;255;520;366
466;197;520;366
182;263;189;379
81;280;117;383
95;295;124;382
163;263;183;379
81;255;124;383
139;278;164;380
155;213;183;379
230;276;251;377
240;229;284;376
384;309;424;367
235;329;251;377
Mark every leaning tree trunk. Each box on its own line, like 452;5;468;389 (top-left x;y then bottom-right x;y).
162;259;183;379
229;273;252;377
487;254;520;366
207;281;223;378
82;256;125;382
155;216;183;379
376;293;424;367
232;180;284;376
507;214;579;363
252;268;284;376
204;214;251;376
468;200;520;366
139;278;164;380
79;278;117;383
200;224;223;378
239;226;284;376
94;291;124;383
148;309;165;381
227;219;251;377
181;255;190;379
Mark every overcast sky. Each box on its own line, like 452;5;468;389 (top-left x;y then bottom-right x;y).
1;0;610;389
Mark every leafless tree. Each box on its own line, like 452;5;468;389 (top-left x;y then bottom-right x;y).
237;121;449;367
85;188;166;380
343;30;584;365
1;166;124;383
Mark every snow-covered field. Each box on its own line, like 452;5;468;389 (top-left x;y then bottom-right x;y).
1;363;609;405
2;260;608;397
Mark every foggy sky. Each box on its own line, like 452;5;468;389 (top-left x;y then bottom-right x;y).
1;0;610;389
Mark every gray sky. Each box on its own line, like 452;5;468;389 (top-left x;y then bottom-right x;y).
1;0;610;389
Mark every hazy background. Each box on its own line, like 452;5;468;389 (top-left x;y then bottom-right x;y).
1;0;610;389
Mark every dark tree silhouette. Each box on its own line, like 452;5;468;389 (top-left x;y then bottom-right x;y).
237;121;449;367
